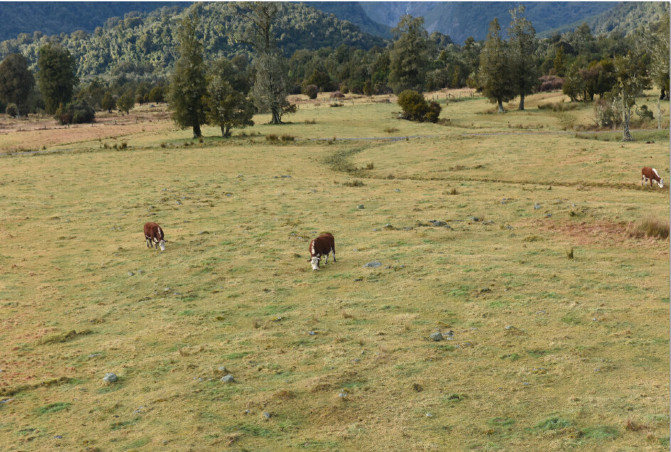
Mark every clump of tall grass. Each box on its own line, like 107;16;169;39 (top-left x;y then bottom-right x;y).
538;101;579;112
280;135;295;142
266;134;279;142
627;218;669;240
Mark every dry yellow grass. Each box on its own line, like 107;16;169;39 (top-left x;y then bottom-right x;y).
0;93;668;451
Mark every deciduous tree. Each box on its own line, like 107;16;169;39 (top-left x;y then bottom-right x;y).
37;44;78;114
206;57;255;137
0;53;34;115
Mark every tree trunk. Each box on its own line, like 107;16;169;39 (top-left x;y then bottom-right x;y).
622;98;633;142
497;99;504;113
658;99;662;130
270;106;282;124
192;123;202;139
519;94;525;111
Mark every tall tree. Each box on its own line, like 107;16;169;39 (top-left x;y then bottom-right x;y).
206;56;255;137
238;2;291;124
388;15;431;94
611;53;651;141
478;18;515;113
37;44;77;114
0;53;34;115
648;18;670;100
169;11;207;138
508;6;537;110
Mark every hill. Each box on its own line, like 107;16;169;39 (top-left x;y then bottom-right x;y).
0;2;386;80
0;2;190;42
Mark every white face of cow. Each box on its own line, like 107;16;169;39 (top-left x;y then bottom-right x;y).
658;178;664;188
310;256;320;270
158;240;166;251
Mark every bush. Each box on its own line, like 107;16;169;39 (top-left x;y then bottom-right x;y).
55;101;95;125
5;103;18;117
538;75;564;92
636;104;654;121
397;90;441;123
303;84;318;100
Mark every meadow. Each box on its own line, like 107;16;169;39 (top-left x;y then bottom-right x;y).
0;90;668;451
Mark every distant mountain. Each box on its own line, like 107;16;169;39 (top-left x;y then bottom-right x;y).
0;2;190;42
314;2;618;43
304;2;392;39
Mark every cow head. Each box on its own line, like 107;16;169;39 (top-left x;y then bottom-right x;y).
158;239;166;251
309;256;320;270
658;178;664;188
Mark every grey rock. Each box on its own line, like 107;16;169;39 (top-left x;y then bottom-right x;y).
308;331;316;336
127;271;134;276
363;261;382;268
534;203;541;210
395;189;401;193
429;332;443;341
357;204;365;209
221;374;235;383
263;411;272;419
198;230;209;235
103;373;118;384
429;220;447;227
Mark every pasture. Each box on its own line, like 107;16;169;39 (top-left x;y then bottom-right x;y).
0;91;668;451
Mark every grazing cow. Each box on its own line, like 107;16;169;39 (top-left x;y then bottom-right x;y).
308;233;336;270
641;167;664;188
144;222;166;251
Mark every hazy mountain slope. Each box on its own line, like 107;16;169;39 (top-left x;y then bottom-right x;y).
0;2;189;41
304;2;392;38
358;1;616;42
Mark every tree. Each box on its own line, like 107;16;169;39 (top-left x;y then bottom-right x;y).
101;92;116;112
508;6;538;110
553;45;567;77
37;44;78;114
169;11;207;138
478;18;515;113
238;2;291;124
117;90;135;114
0;54;35;115
648;18;670;100
389;15;431;94
611;53;651;141
206;57;255;137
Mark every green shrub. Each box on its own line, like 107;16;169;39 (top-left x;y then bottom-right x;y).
5;103;18;117
304;84;319;100
56;101;95;125
397;90;441;123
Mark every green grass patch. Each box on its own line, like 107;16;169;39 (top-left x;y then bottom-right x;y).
36;402;71;415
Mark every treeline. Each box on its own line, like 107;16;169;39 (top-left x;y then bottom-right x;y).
0;2;668;138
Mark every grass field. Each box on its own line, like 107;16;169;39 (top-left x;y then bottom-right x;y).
0;91;668;451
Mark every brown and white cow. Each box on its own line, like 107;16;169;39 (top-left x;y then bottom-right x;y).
641;167;664;188
308;233;336;270
144;222;166;251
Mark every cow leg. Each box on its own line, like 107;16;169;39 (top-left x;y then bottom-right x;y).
146;237;151;248
332;246;336;262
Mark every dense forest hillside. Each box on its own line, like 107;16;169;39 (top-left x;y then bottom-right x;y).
0;2;385;80
0;2;189;42
356;2;617;42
